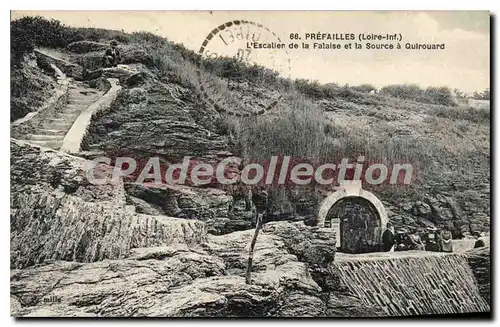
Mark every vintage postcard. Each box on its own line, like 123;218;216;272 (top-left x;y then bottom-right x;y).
10;10;490;318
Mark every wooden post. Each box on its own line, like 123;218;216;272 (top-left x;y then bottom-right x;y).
245;213;263;285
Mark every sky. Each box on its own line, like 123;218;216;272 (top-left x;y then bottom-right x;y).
11;11;490;93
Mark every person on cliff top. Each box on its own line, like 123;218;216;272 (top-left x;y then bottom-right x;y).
381;223;396;252
103;40;121;68
440;226;454;252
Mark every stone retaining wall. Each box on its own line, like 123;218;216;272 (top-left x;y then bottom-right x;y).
334;253;489;316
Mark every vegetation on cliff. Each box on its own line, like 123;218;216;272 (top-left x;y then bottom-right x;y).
11;16;490;235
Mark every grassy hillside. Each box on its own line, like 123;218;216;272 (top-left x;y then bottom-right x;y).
11;16;490;235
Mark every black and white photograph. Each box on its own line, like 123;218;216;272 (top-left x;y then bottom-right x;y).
8;9;491;318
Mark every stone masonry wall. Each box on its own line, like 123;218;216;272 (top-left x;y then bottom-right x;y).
334;253;489;316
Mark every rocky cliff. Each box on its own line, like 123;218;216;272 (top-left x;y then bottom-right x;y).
10;24;490;318
10;140;490;317
74;38;490;236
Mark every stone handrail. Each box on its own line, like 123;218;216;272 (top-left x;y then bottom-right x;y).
60;78;121;154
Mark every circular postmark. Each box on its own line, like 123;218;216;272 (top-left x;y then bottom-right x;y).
197;20;291;117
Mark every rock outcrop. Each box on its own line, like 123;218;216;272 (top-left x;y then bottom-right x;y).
11;140;207;269
124;183;254;235
66;41;108;54
11;209;344;317
82;83;228;158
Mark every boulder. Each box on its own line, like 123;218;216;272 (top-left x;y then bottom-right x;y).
412;200;431;217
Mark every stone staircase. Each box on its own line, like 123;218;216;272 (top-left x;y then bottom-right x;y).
21;81;104;150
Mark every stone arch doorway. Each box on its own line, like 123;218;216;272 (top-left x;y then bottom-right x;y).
317;181;388;253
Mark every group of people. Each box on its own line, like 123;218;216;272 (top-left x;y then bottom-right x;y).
381;223;467;253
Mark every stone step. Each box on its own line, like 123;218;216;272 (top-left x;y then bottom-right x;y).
69;90;99;96
43;120;75;130
25;139;63;150
36;129;67;136
26;134;65;141
59;111;86;118
64;104;88;111
46;118;70;122
69;93;97;98
67;99;98;105
68;95;98;100
56;112;80;119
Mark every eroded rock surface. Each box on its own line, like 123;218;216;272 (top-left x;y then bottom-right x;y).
11;219;342;317
11;140;207;269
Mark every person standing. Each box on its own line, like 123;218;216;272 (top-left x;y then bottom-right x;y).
424;227;441;252
381;223;396;252
440;227;453;252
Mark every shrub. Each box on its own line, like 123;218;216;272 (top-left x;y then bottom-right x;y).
294;79;326;98
66;40;108;54
351;84;377;93
11;16;67;64
11;16;130;65
130;31;165;46
236;93;327;161
380;84;424;101
423;86;456;106
433;105;490;123
202;56;280;85
381;84;456;106
473;88;490;100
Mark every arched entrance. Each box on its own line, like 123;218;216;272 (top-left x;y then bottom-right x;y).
317;181;388;253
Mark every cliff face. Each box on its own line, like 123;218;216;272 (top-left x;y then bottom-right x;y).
10;141;490;317
10;139;347;317
76;44;489;236
11;140;207;269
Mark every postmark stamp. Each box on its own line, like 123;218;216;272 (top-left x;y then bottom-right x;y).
197;20;291;117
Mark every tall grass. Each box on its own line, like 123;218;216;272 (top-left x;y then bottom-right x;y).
233;93;326;160
230;91;432;170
